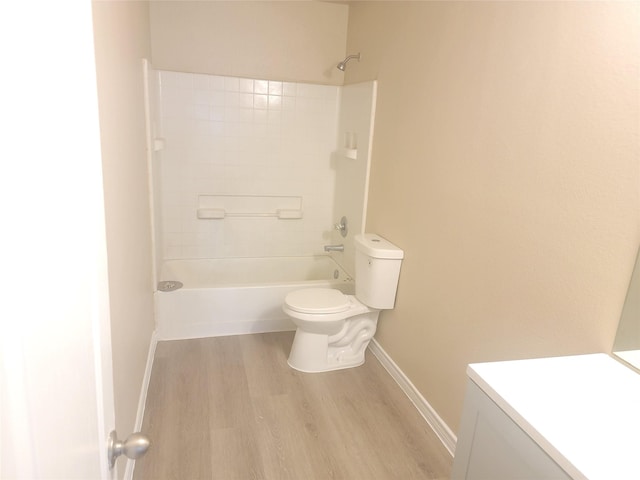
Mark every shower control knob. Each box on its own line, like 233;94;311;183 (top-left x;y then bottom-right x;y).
107;430;151;468
334;216;348;238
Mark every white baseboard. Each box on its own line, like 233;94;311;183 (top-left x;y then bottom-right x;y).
368;338;457;457
124;330;158;480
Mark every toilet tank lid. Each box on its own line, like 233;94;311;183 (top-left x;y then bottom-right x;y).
354;234;404;259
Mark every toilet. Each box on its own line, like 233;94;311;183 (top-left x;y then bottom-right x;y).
283;233;404;372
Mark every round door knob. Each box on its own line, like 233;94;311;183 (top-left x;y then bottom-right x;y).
108;430;151;469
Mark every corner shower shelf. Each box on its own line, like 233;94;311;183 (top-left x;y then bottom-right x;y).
338;147;358;160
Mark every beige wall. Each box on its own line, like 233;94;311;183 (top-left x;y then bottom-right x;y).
346;1;640;433
92;2;155;475
149;1;348;84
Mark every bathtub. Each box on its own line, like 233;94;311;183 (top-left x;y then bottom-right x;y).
154;255;354;340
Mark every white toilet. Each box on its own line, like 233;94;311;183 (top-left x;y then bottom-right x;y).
283;233;404;373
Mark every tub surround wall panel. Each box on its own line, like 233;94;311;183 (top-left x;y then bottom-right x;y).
346;1;640;433
149;1;348;86
331;81;377;276
148;68;164;287
157;70;340;259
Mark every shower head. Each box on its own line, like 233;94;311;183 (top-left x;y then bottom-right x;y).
337;53;361;71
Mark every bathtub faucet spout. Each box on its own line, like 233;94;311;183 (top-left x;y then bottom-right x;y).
324;244;344;252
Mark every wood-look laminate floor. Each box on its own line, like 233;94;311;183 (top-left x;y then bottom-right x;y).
133;332;452;480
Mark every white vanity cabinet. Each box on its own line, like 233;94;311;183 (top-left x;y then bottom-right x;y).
452;380;570;479
452;354;640;480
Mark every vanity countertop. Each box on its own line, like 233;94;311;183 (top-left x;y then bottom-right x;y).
468;353;640;480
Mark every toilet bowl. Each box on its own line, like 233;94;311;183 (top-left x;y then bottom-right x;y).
284;288;376;372
283;234;404;373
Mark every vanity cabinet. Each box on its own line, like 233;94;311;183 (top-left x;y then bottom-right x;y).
452;381;569;479
452;354;640;480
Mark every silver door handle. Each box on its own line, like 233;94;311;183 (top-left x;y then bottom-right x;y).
108;430;150;469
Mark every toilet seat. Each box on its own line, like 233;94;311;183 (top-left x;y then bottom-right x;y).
284;288;350;315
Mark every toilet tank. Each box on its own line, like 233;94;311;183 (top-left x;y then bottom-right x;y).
354;233;404;309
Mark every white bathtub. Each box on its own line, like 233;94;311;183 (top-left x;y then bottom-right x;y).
155;256;354;340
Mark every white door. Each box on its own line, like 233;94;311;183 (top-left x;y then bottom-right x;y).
0;1;116;478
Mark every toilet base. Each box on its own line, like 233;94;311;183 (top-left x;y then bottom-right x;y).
287;311;379;373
